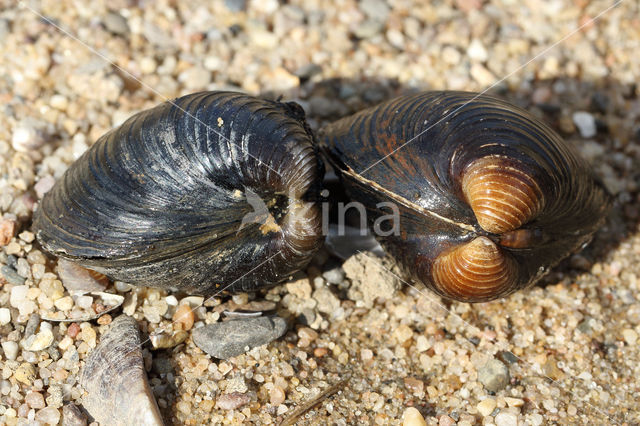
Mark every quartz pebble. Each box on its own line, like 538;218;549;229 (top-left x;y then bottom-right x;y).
402;407;427;426
0;307;10;325
476;398;497;416
478;359;510;392
572;111;597;138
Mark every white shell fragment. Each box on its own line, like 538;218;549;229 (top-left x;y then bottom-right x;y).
80;315;164;426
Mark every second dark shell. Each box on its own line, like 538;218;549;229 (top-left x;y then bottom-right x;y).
34;92;324;294
320;91;612;302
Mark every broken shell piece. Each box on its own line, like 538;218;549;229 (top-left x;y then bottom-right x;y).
41;292;124;323
80;315;164;426
57;259;109;294
150;330;188;350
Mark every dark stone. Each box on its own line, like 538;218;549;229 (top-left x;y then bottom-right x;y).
192;316;287;359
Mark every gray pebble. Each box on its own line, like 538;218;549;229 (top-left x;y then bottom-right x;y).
297;308;316;326
192;316;287;359
152;357;174;375
478;359;510;392
322;267;345;285
103;12;130;36
354;20;384;39
1;265;24;285
24;313;40;338
224;0;247;12
359;0;390;21
295;63;322;81
62;403;88;426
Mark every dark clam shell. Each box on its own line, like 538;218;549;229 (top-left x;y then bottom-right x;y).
320;91;612;302
34;91;324;294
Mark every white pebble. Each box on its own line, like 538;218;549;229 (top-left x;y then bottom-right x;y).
75;295;93;310
23;329;54;352
622;329;637;345
10;285;29;307
0;308;11;325
495;412;519;426
1;341;19;360
572;111;596;138
467;38;488;61
477;398;497;416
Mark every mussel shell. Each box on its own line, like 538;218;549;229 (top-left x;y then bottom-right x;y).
34;92;324;294
320;91;612;302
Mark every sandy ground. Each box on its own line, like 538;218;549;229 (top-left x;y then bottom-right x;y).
0;0;639;424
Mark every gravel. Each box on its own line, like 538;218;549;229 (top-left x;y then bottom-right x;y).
1;0;639;424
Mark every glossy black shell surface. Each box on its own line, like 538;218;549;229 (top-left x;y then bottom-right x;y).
34;91;324;294
320;91;612;302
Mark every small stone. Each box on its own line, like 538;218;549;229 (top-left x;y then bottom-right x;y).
495;412;519;426
46;384;63;408
103;12;130;36
359;0;390;21
67;322;81;338
467;39;488;61
476;398;497;416
35;406;61;425
2;265;25;285
478;359;510;392
0;307;10;325
215;392;251;410
76;295;93;310
10;285;29;307
14;362;36;385
354;20;384;39
34;176;56;199
178;67;211;90
322;267;344;284
0;218;17;245
50;94;68;111
23;328;54;351
150;330;188;349
173;304;195;331
97;314;112;325
622;329;638;345
572;111;597;138
403;377;424;395
470;63;496;86
224;0;246;12
12;119;46;152
62;403;87;426
25;391;45;409
403;407;427;426
2;341;19;360
504;397;524;407
192;316;287;359
269;385;286;405
54;296;74;311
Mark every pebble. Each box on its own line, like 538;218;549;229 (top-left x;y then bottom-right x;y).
622;328;638;345
11;119;46;152
22;328;55;351
150;330;188;349
192;316;287;359
269;385;286;405
178;67;212;91
103;12;130;36
476;398;497;416
0;218;17;245
322;267;345;285
0;307;10;325
62;403;88;426
14;362;36;385
54;296;74;311
224;0;247;12
478;359;510;392
173;304;195;330
34;176;56;199
2;341;19;360
495;412;518;426
402;407;427;426
25;391;46;409
2;265;26;285
572;111;597;138
467;39;488;62
35;406;61;425
216;392;251;410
